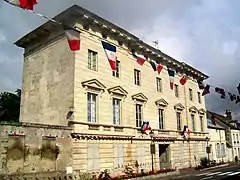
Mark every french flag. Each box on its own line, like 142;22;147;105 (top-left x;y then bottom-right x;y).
167;68;175;90
141;121;151;134
4;0;38;10
102;41;117;71
63;26;81;51
183;125;190;134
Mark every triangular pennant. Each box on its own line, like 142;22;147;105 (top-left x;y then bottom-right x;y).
180;75;187;85
149;61;157;71
202;85;210;96
228;93;234;101
4;0;38;10
63;26;81;51
101;41;117;71
132;52;146;65
236;96;240;104
237;83;240;95
167;68;175;90
156;64;163;75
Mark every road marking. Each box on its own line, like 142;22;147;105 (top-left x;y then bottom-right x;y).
217;172;233;176
206;172;221;176
196;172;210;176
200;176;213;180
227;171;240;176
172;174;191;179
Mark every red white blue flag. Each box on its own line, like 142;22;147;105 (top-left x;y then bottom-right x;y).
167;68;175;90
63;26;81;51
102;41;117;71
141;121;151;134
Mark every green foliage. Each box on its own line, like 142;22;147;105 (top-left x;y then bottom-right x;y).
0;89;21;122
79;172;95;180
200;157;209;167
98;169;111;180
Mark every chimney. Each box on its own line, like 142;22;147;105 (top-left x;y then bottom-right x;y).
225;110;232;120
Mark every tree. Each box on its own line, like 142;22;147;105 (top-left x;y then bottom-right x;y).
0;89;21;122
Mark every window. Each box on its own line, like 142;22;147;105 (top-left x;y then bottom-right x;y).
113;98;121;125
193;143;198;160
200;116;204;132
176;112;181;131
156;78;162;92
179;142;184;162
87;93;97;123
216;143;220;158
88;50;97;71
191;114;196;131
237;134;239;143
136;144;146;166
159;109;164;129
174;84;179;97
134;69;141;86
197;92;201;103
87;144;99;171
202;142;206;157
189;88;193;101
221;143;225;157
233;134;236;143
113;60;120;78
136;104;143;127
113;144;124;169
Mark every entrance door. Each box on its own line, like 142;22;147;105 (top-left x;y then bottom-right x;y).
159;144;171;169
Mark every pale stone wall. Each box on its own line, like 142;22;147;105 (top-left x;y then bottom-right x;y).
0;122;72;174
231;129;240;159
20;37;75;126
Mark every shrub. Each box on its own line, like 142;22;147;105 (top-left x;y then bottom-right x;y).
79;172;95;180
200;157;209;167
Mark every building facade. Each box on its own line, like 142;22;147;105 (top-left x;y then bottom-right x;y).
16;5;210;173
207;119;228;162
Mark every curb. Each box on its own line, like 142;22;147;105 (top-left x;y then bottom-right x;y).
199;163;230;171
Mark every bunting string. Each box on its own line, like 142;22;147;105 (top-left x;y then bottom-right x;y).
4;0;240;106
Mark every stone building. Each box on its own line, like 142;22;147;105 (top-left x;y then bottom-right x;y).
14;5;210;173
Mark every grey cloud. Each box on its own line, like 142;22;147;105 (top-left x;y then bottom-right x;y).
0;0;240;117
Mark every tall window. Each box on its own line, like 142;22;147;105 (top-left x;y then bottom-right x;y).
221;143;225;157
174;84;179;97
189;88;193;101
200;116;204;132
87;93;97;123
113;144;124;169
113;98;121;125
136;104;142;127
159;109;164;129
237;134;239;143
216;143;220;158
176;112;181;131
197;92;201;103
134;69;141;86
88;50;97;71
113;60;120;78
87;144;99;171
191;114;196;131
156;78;162;92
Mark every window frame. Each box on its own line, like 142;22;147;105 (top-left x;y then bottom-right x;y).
158;108;164;130
134;69;141;86
189;88;193;101
197;92;201;103
174;84;179;97
176;112;182;131
156;77;162;92
88;49;98;71
136;104;143;127
200;116;204;132
113;98;121;125
191;114;196;132
87;92;98;123
112;60;120;78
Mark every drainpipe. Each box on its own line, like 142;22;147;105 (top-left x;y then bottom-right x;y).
183;84;191;167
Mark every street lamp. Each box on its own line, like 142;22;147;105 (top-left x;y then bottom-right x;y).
149;130;155;172
206;137;210;164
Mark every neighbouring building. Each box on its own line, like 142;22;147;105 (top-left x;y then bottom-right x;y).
207;118;228;162
207;110;240;162
11;5;210;174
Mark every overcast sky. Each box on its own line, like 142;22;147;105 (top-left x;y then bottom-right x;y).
0;0;240;118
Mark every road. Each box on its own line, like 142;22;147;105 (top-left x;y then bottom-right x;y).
166;164;240;180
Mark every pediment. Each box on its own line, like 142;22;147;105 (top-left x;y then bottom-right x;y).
155;99;168;107
189;106;199;113
81;79;106;91
174;103;185;110
198;108;206;114
108;86;128;96
132;93;148;102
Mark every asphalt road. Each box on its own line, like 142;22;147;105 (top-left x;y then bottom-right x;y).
166;164;240;180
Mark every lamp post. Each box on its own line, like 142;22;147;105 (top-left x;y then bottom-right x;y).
206;137;210;164
149;130;155;172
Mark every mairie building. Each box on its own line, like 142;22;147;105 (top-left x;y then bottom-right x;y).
14;5;210;173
